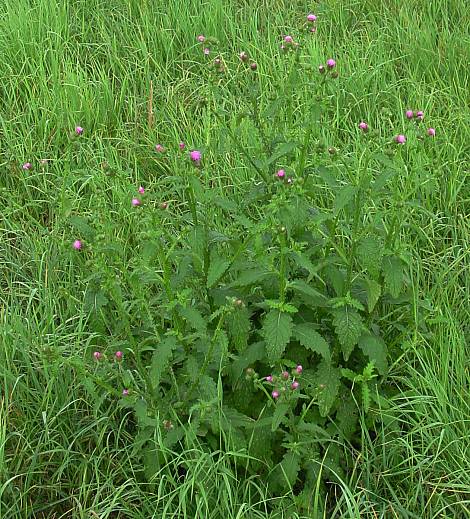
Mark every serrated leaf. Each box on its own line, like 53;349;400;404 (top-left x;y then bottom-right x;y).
266;141;297;165
333;185;357;215
382;255;404;298
372;168;396;193
332;306;363;360
271;402;290;431
229;341;265;382
365;277;382;312
230;267;272;287
290;279;328;306
68;215;95;240
262;310;293;363
84;288;109;312
293;323;330;362
357;234;383;279
226;307;251;352
178;305;207;334
150;337;178;390
358;333;388;375
278;451;301;488
335;393;358;440
315;360;341;417
315;165;338;187
207;253;230;288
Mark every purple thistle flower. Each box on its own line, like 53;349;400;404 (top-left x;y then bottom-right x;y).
203;47;210;56
395;134;406;144
197;35;206;42
122;389;129;396
93;351;102;360
115;351;123;360
266;375;273;383
295;365;303;375
22;162;32;170
75;126;84;135
359;121;369;131
250;62;257;70
155;144;164;152
272;390;279;399
307;13;317;22
405;110;414;119
138;186;145;194
131;197;141;206
179;142;186;150
291;381;299;390
72;239;82;250
276;169;285;178
416;111;424;120
281;371;289;380
189;150;202;164
326;58;336;69
284;35;293;43
427;128;436;136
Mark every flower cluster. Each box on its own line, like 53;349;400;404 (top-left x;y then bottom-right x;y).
265;365;302;401
306;13;317;33
281;34;299;53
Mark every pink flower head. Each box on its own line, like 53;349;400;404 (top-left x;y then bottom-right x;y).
138;186;145;194
75;126;84;135
281;370;289;380
359;121;368;131
416;111;424;120
93;351;102;360
179;141;186;150
284;35;293;43
197;35;205;42
405;110;414;119
203;47;210;56
266;375;273;383
72;239;82;250
22;162;32;170
131;197;141;207
295;365;303;375
307;13;317;22
122;389;129;396
326;58;336;69
155;144;164;153
291;381;299;390
189;150;202;164
115;351;123;360
427;127;436;136
276;169;286;178
272;390;279;399
395;134;406;144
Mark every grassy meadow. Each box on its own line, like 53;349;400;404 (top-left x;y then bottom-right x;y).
1;0;469;517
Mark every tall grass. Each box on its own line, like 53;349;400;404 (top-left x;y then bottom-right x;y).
1;0;469;517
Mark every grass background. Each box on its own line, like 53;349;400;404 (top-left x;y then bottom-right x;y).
1;0;469;517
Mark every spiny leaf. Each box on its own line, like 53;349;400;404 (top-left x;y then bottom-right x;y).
332;306;364;360
358;333;388;375
226;306;251;352
365;277;382;313
178;305;207;334
262;310;293;363
382;255;404;298
357;234;383;279
207;253;230;288
150;337;178;390
315;360;341;417
333;185;357;215
271;402;290;431
293;323;330;362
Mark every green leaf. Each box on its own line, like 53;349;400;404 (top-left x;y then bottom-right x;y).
314;165;338;188
335;393;358;440
271;402;290;431
188;225;207;274
226;307;251;352
68;215;95;240
278;451;301;488
382;255;404;298
266;141;297;165
357;234;383;279
372;168;396;193
150;337;178;390
358;333;388;375
230;267;272;287
332;306;363;360
315;360;341;417
289;279;328;306
362;383;371;413
207;253;230;288
333;185;357;215
178;305;207;334
365;277;382;313
262;310;293;363
293;323;330;362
